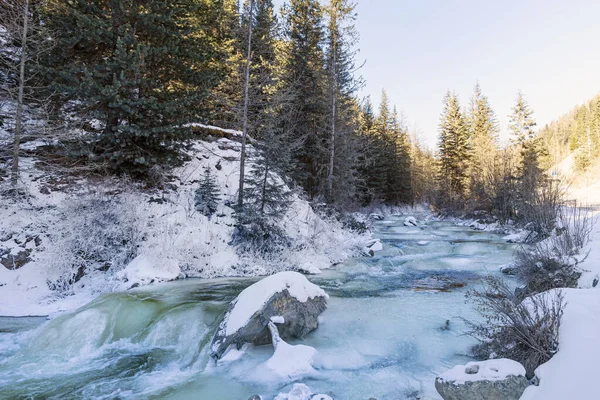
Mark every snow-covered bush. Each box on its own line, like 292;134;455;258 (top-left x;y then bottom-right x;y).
515;205;595;295
465;276;565;378
42;186;144;294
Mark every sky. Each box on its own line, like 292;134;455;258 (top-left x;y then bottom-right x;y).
354;0;600;148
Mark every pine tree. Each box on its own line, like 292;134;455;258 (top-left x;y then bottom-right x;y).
390;106;413;204
42;0;222;176
195;168;220;217
324;0;361;204
467;82;499;209
281;0;328;199
437;91;471;205
207;0;244;128
509;91;540;204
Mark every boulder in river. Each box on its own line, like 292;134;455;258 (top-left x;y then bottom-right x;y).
404;216;418;226
210;271;328;360
435;359;529;400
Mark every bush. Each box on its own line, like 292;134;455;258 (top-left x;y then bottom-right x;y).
231;213;291;255
465;276;565;378
43;185;143;295
515;204;595;295
517;180;565;238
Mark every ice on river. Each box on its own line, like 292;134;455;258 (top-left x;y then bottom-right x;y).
0;216;519;400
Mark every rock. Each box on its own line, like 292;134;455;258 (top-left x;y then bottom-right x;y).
369;213;384;221
210;271;328;360
435;359;529;400
362;239;383;256
1;249;32;270
413;276;466;292
500;263;517;275
310;395;333;400
274;384;313;400
404;216;418;226
248;396;262;400
274;384;333;400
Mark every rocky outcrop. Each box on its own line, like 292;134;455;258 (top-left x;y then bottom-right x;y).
210;271;328;360
435;359;529;400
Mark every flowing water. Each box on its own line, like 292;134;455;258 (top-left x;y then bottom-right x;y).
0;215;519;400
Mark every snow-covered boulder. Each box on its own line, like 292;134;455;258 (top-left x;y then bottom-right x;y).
362;239;383;256
369;213;384;221
210;271;328;360
404;216;418;226
274;383;333;400
116;254;181;288
435;359;528;400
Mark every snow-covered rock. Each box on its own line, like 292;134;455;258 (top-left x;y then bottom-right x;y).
499;262;518;275
362;239;383;256
264;320;316;379
404;216;418;227
274;383;333;400
116;254;181;288
210;271;328;360
369;213;384;221
435;359;528;400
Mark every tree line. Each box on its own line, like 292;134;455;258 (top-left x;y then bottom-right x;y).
435;83;566;235
537;94;600;173
1;0;433;214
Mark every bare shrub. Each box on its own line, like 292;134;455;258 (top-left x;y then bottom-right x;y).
465;276;565;378
515;203;595;295
43;183;144;295
518;180;565;239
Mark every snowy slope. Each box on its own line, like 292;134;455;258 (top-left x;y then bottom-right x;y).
520;201;600;399
0;130;367;317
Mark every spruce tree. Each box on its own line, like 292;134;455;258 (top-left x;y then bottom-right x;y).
437;91;471;206
208;0;244;129
282;0;328;199
467;82;499;209
324;0;361;205
195;168;220;217
509;91;540;205
391;106;413;204
42;0;221;176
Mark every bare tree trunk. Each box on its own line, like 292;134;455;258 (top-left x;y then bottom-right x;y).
11;0;30;187
238;0;254;210
327;17;337;202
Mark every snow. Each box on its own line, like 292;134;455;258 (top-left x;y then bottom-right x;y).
270;315;285;324
438;359;525;385
274;384;334;400
115;254;181;287
404;216;418;226
274;384;313;400
0;134;364;317
503;230;531;243
264;321;317;379
520;205;600;400
224;271;328;336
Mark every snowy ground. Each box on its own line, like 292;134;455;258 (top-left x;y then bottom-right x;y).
520;200;600;400
0;132;367;317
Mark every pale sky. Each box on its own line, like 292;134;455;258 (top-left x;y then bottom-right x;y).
274;0;600;149
356;0;600;148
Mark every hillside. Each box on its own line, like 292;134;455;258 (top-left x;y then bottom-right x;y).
0;127;369;316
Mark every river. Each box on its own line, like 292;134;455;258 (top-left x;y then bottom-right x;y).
0;214;519;399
